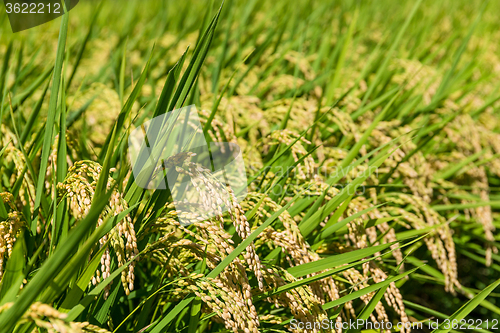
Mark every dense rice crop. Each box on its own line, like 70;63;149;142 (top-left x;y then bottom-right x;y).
1;0;500;332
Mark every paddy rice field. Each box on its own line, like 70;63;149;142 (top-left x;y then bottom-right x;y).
0;0;500;332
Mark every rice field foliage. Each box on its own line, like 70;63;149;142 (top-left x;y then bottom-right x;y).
0;0;500;332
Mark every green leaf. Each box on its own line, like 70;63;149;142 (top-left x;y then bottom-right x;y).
0;233;26;304
432;278;500;333
323;266;421;310
288;242;394;278
346;285;389;333
32;10;69;230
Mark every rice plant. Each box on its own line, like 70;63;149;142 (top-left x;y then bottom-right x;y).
0;0;500;332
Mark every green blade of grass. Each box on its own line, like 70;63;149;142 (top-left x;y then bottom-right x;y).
432;278;500;333
32;10;69;231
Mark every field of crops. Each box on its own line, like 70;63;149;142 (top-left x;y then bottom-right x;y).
1;0;500;332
